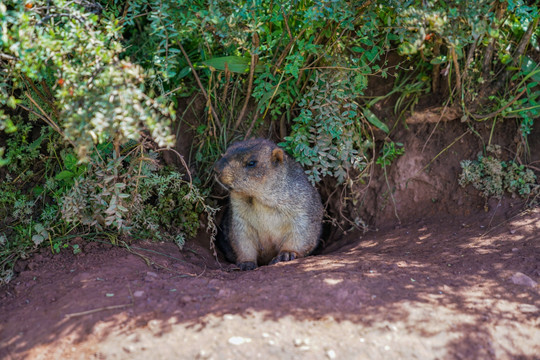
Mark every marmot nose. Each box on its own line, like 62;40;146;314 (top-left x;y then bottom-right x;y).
214;158;226;174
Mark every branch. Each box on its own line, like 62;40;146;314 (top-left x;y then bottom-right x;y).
178;42;222;132
451;46;462;96
493;16;539;92
469;86;528;120
234;32;259;131
0;53;18;61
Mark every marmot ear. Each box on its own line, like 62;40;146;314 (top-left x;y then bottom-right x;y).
271;148;284;164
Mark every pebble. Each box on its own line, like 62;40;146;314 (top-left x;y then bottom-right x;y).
144;271;158;282
133;290;145;297
511;272;537;288
519;304;539;313
228;336;252;345
326;349;336;359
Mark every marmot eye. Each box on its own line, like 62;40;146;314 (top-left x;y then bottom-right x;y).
246;160;257;168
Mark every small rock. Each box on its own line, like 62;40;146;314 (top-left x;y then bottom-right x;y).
228;336;252;345
196;350;211;359
511;272;537;288
133;290;145;298
148;319;161;334
217;288;232;298
145;271;159;282
326;349;337;359
519;304;539;313
294;338;310;350
180;295;193;303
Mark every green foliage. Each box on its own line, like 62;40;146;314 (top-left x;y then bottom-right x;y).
282;70;371;185
62;147;212;242
390;0;539;139
376;142;405;169
0;123;214;283
0;0;175;158
459;147;539;199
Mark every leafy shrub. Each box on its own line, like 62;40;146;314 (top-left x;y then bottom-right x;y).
282;70;371;185
459;147;539;199
0;0;175;159
62;147;214;246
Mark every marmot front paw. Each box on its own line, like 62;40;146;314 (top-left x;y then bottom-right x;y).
269;251;299;265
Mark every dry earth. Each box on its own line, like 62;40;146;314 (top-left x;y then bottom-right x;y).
1;207;539;360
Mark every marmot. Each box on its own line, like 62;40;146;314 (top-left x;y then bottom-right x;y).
214;138;323;270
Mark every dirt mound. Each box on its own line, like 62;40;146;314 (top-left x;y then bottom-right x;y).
348;113;539;229
1;208;539;359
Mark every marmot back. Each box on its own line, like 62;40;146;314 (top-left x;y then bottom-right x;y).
214;138;323;270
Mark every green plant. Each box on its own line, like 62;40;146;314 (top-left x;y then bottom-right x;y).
0;0;175;158
1;0;539;284
459;147;539;200
61;143;216;245
282;70;371;185
377;141;405;222
376;142;405;168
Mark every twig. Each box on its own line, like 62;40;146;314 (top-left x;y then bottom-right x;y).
0;53;17;61
461;36;480;87
410;129;471;182
38;13;90;30
22;75;59;119
450;46;462;96
155;147;192;186
178;42;222;131
17;103;51;124
489;16;538;98
234;32;259;131
221;63;231;103
469;86;527;120
382;164;401;224
482;1;506;81
432;39;441;93
65;302;132;319
24;92;69;142
274;29;306;74
281;8;293;41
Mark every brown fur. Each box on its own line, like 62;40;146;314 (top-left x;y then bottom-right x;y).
214;139;323;270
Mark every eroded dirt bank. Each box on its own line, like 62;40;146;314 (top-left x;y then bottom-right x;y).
1;209;539;359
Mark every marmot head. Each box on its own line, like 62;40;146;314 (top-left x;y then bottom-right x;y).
214;139;286;196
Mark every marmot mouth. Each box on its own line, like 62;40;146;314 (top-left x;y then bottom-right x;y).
215;176;232;191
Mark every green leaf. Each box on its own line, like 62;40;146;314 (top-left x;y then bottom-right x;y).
202;56;265;74
32;234;45;246
61;153;78;171
398;42;417;55
55;170;75;181
430;55;447;65
521;56;540;82
177;66;191;79
363;108;389;133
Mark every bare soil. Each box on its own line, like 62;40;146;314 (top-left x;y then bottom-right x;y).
1;207;539;359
